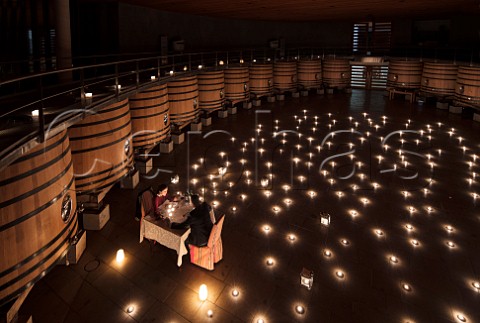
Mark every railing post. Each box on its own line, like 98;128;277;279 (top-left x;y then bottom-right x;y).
115;63;119;97
38;77;45;143
80;68;85;106
136;61;140;87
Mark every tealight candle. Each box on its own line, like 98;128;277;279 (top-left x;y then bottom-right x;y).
402;283;412;291
472;281;480;290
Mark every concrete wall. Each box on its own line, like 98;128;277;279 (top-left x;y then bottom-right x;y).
73;2;479;62
117;3;353;54
389;15;479;61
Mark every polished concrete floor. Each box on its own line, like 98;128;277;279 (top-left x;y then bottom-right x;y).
19;89;480;323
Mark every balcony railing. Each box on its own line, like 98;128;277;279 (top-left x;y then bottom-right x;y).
1;46;478;171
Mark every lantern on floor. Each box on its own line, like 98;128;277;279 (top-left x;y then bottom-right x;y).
116;249;125;263
300;268;314;290
199;284;208;301
320;212;330;226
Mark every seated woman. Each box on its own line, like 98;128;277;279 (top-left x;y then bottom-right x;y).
170;195;213;247
154;183;174;215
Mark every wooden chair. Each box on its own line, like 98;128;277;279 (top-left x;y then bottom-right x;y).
138;187;156;249
189;214;225;270
139;188;155;219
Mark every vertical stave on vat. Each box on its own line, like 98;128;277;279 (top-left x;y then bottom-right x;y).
129;83;170;151
68;98;133;195
322;58;351;89
273;61;297;93
224;66;250;105
455;65;480;108
167;75;199;127
387;59;423;90
297;59;322;90
249;63;274;98
0;130;78;306
197;70;226;113
421;62;458;97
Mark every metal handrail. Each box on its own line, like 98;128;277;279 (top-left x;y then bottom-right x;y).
1;46;479;171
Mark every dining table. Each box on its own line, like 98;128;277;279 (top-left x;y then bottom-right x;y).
139;199;194;266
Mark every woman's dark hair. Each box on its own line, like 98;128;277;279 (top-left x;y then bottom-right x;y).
157;183;168;193
191;194;201;207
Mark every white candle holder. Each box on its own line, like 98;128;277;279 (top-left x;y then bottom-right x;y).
320;212;331;226
300;267;314;290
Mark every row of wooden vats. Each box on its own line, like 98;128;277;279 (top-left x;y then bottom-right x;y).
1;58;479;307
387;60;480;107
0;60;326;307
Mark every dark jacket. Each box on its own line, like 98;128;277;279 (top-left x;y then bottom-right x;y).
171;202;213;247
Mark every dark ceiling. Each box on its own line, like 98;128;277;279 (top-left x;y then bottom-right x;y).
118;0;479;21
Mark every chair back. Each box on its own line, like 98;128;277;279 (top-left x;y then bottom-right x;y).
209;208;216;224
207;214;225;247
140;188;155;218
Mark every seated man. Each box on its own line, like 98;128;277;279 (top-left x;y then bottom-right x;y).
170;195;213;247
154;183;174;215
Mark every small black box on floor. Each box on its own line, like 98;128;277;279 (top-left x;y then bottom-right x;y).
267;96;276;103
326;88;334;94
228;106;237;114
316;88;324;95
276;94;285;101
252;99;262;106
300;90;309;97
292;91;300;98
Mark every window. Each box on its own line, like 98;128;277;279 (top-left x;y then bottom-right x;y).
353;22;392;55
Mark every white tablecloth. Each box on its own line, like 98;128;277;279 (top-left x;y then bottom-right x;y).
140;202;193;266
